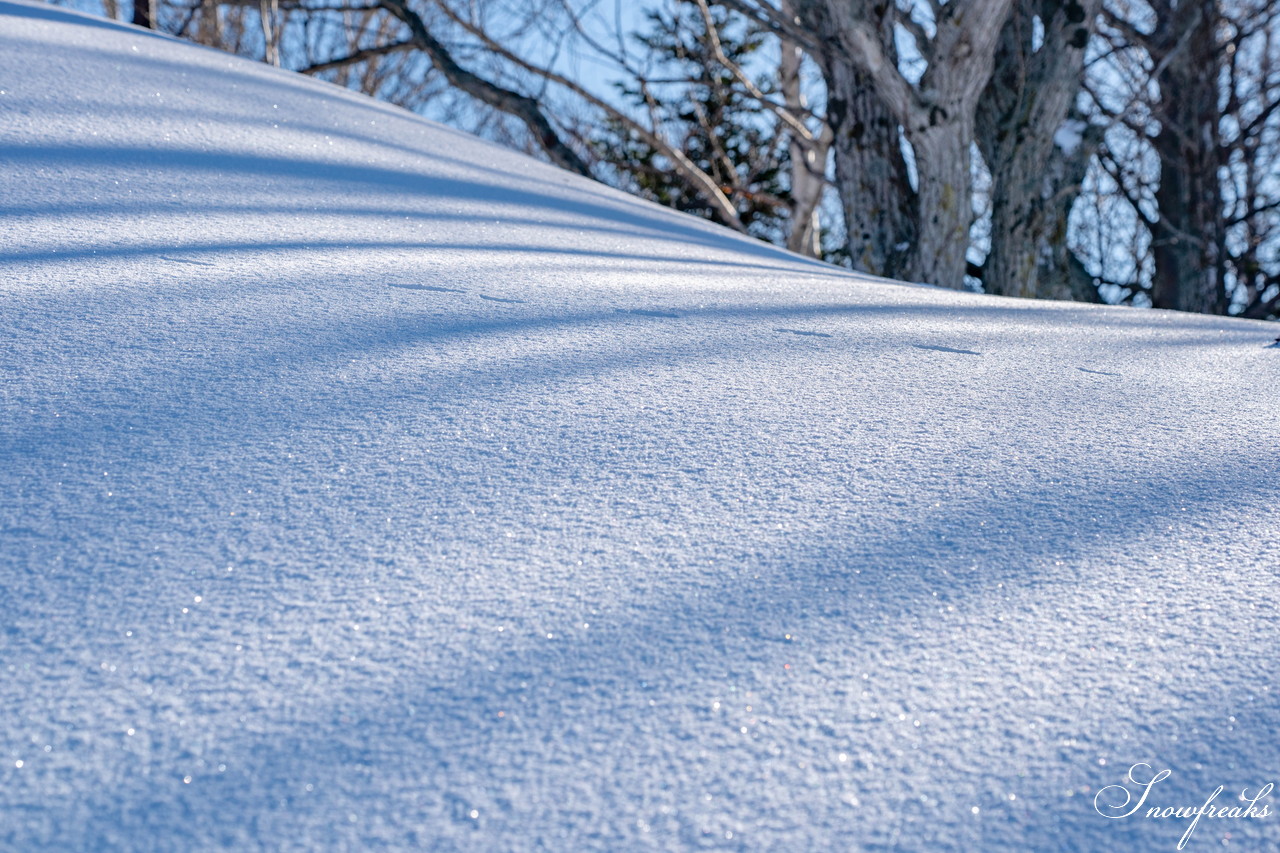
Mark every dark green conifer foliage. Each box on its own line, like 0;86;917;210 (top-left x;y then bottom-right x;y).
593;3;790;244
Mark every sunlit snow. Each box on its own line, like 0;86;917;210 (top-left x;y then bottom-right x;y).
2;2;1279;849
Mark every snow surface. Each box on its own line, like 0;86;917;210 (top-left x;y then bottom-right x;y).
2;3;1280;850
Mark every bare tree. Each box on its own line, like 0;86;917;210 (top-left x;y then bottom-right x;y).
725;0;1019;288
1145;0;1227;312
298;0;834;248
86;0;1280;317
132;0;156;28
690;0;834;255
976;0;1102;300
1081;0;1280;318
777;18;833;256
595;0;835;253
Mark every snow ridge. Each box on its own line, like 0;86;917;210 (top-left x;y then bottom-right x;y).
2;2;1279;850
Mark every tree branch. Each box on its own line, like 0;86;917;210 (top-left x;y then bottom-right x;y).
375;0;593;177
689;0;817;146
716;0;818;53
841;16;928;128
429;0;749;232
299;39;414;75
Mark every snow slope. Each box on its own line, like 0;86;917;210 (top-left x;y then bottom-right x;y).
2;3;1279;850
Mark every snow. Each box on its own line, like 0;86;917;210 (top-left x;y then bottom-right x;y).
1054;118;1089;157
2;2;1279;849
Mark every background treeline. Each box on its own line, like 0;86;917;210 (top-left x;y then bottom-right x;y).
84;0;1280;317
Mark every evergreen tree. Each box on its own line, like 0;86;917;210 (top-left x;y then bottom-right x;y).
593;3;790;244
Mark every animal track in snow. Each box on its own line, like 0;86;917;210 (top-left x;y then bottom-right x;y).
913;344;981;356
775;328;832;338
159;256;215;267
388;283;466;293
616;308;680;319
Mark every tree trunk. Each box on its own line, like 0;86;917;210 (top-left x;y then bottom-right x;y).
827;64;915;277
132;0;155;28
906;120;974;287
1035;129;1102;302
790;0;1013;287
1148;0;1225;313
979;0;1100;300
778;34;829;258
901;0;1017;288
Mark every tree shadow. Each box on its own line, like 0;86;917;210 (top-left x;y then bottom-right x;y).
3;287;1278;849
5;441;1276;850
4;6;1278;844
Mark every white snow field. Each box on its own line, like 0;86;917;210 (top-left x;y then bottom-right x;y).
2;3;1279;850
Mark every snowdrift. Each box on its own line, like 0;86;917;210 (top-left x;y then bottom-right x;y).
2;2;1278;849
